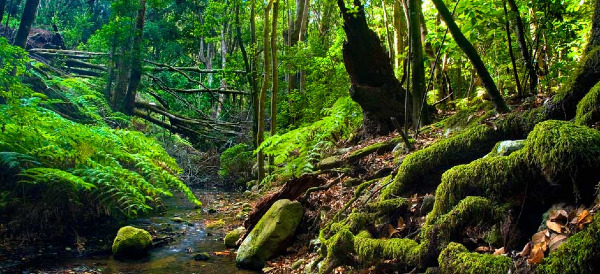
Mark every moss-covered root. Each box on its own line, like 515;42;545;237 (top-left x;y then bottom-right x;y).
537;214;600;274
420;196;501;265
382;108;547;199
320;228;355;273
431;120;600;221
438;242;512;274
354;230;421;266
575;82;600;126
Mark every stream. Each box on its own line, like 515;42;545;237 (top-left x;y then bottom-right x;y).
26;191;256;274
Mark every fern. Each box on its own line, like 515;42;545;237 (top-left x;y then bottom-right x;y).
257;97;362;181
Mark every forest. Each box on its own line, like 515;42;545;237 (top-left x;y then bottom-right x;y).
0;0;599;273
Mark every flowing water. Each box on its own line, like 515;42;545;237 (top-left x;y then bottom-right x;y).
29;191;255;274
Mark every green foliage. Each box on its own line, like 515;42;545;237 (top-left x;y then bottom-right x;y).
257;97;361;181
219;143;254;183
0;39;200;236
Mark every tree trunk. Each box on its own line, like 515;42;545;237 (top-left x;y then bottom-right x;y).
408;0;429;129
13;0;40;49
269;0;279;170
431;0;509;113
337;0;411;136
381;0;393;61
503;0;522;97
393;0;407;76
250;0;259;147
257;0;273;184
586;0;600;53
125;0;147;115
506;0;537;95
235;2;257;143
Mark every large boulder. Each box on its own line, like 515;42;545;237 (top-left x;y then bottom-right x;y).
112;226;153;259
236;199;304;270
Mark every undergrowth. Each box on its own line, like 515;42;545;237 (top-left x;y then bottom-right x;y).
256;97;361;183
0;38;200;237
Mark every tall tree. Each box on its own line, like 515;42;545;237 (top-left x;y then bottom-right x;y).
125;0;147;115
257;0;274;184
431;0;509;113
337;0;411;136
13;0;40;49
392;0;407;75
270;0;279;138
507;0;537;95
408;0;429;128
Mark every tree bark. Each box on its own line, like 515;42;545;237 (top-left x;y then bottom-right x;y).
393;0;407;76
257;0;273;184
337;0;411;136
270;0;279;139
13;0;40;49
506;0;537;95
250;0;259;147
125;0;147;115
408;0;429;128
431;0;509;113
503;0;522;97
586;0;600;54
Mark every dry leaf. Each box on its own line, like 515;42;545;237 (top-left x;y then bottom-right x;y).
387;224;398;237
214;251;231;256
475;246;492;253
578;213;593;230
518;242;532;257
493;247;506;255
532;230;549;245
546;220;562;233
548;234;568;252
549;209;568;224
528;244;545;264
397;217;406;231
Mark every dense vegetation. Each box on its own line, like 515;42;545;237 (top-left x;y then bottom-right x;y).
1;0;599;273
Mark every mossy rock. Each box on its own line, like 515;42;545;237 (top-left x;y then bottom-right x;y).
438;242;512;274
112;226;153;259
236;199;304;270
224;226;246;248
486;140;525;157
193;252;211;261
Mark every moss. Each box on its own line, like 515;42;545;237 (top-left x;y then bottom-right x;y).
321;228;355;273
236;199;304;270
441;100;494;129
112;226;153;259
353;231;421;266
366;198;408;215
486;140;525;157
575;82;600;126
527;120;600;189
224;226;246;248
537;214;600;273
438;242;512;274
383;125;502;198
347;136;404;162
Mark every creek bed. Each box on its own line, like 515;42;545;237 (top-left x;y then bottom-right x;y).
25;191;255;273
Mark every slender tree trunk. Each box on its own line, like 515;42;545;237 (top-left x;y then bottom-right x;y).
250;0;259;147
269;0;279;171
408;0;429;128
216;20;228;118
13;0;40;49
105;32;118;101
270;0;279;138
298;0;309;94
431;0;509;113
257;0;273;184
125;0;147;115
503;0;522;97
506;0;537;95
235;2;257;132
381;0;394;61
393;0;407;76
